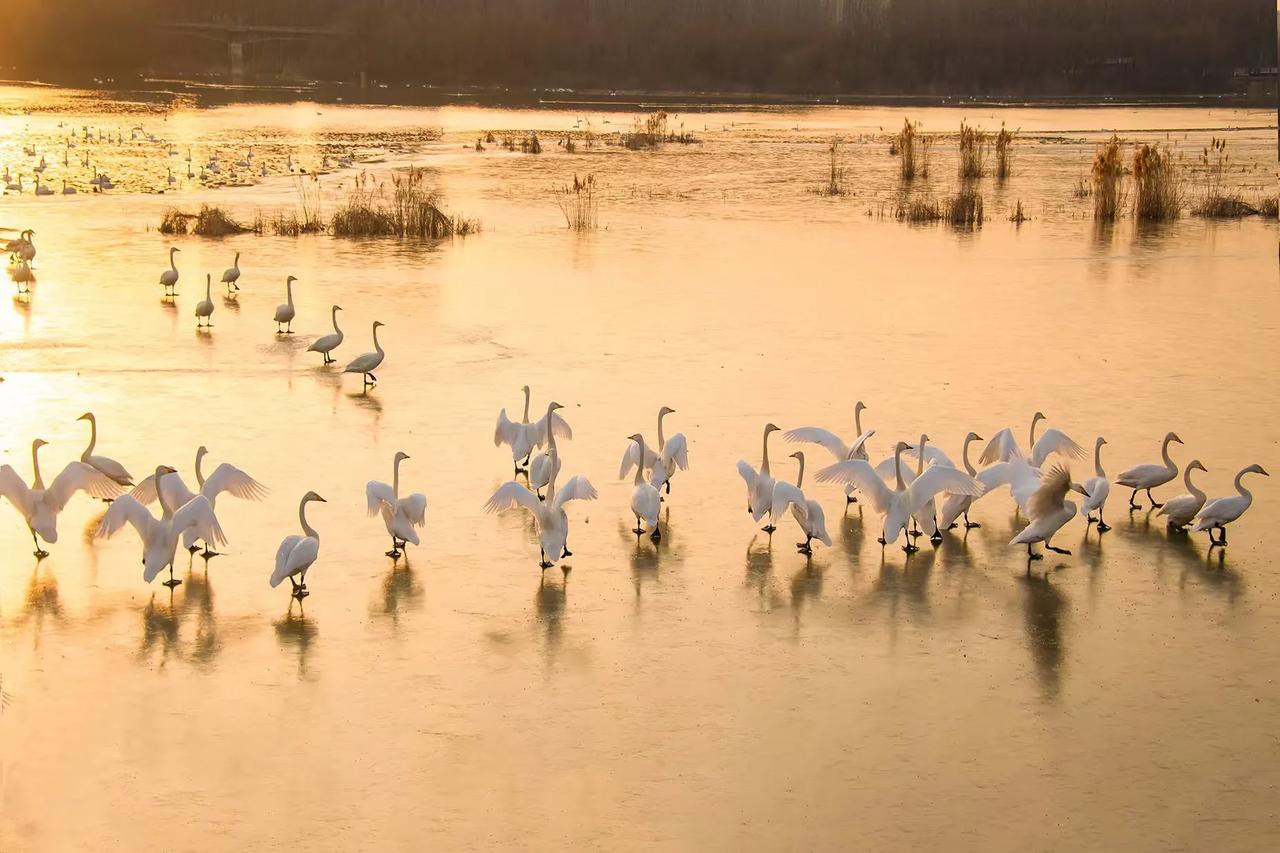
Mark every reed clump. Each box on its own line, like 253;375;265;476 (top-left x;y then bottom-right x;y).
160;205;250;236
1091;135;1125;220
815;138;847;196
994;124;1015;178
1133;142;1183;221
621;111;669;149
554;173;599;231
894;187;983;226
1191;138;1257;218
897;118;921;179
895;196;942;222
1259;195;1279;218
958;120;988;178
1010;199;1028;224
331;168;478;238
946;186;985;225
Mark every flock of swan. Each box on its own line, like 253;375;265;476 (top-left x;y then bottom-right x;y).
0;395;1267;606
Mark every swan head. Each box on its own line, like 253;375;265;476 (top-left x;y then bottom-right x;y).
659;406;675;416
627;432;644;444
1244;464;1269;477
394;451;410;463
854;400;866;416
206;273;211;285
154;464;178;478
195;445;209;461
1070;483;1089;497
764;423;780;434
76;412;94;422
789;451;804;462
1187;459;1207;474
965;431;983;442
333;304;343;312
548;401;563;412
894;441;911;453
287;275;297;284
32;438;48;450
1031;411;1046;426
373;321;384;329
1167;432;1183;445
1096;436;1107;447
170;246;179;254
303;490;327;503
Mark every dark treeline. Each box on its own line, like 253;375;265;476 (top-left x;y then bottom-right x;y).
6;1;1275;96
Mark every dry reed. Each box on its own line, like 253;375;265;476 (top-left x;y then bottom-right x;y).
1010;199;1028;224
554;173;599;231
160;205;250;236
994;124;1015;178
1133;142;1183;221
897;118;919;180
1091;135;1125;220
816;138;847;196
331;168;478;238
1191;138;1257;218
958;120;988;178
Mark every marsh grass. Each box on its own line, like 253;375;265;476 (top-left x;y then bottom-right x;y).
994;124;1015;179
160;205;250;236
946;185;985;226
1091;135;1125;220
1133;142;1183;221
958;121;988;178
1073;175;1092;198
897;118;920;179
1260;195;1279;218
1191;138;1258;218
330;168;478;238
554;173;599;231
1010;199;1028;224
621;111;669;149
894;186;984;226
814;138;848;196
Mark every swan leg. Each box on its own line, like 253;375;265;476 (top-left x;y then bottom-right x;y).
385;535;401;558
162;564;182;588
1097;512;1111;533
633;514;644;536
664;480;671;495
1045;544;1072;555
1146;488;1163;509
539;548;552;570
964;512;981;529
31;529;48;559
561;542;573;557
877;530;887;546
846;495;858;504
650;523;661;542
929;520;943;543
187;542;201;553
902;540;919;553
797;536;812;555
762;523;776;534
200;543;220;558
1128;489;1140;511
1026;543;1043;561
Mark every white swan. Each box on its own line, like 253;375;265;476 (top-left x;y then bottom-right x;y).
1156;460;1209;530
343;321;385;388
34;175;52;196
271;491;327;599
783;400;874;504
4;175;22;193
77;412;133;487
1076;437;1113;531
1116;432;1183;509
619;406;690;493
129;446;266;556
484;437;598;570
366;451;428;558
937;432;986;530
195;273;215;327
221;251;241;292
159;247;180;296
273;275;297;332
97;465;227;587
980;411;1085;467
307;305;344;363
0;439;122;556
9;259;34;294
1193;464;1268;546
14;229;35;263
627;433;662;540
528;402;566;500
167;167;176;186
770;451;831;555
494;385;572;472
61;179;76;195
1012;464;1079;561
816;441;983;552
737;423;781;532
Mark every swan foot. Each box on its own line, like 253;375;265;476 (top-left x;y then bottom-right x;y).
902;543;919;553
1027;551;1043;561
846;495;858;504
1046;545;1072;555
561;547;573;557
186;544;200;553
1097;521;1111;532
539;560;553;570
877;537;887;545
200;549;219;558
762;524;776;534
162;578;183;588
650;529;661;542
633;526;645;535
385;549;401;558
929;532;943;543
292;588;309;600
33;549;48;559
964;518;981;529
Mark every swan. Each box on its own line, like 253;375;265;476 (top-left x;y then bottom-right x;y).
1156;460;1209;530
737;423;781;532
618;406;690;494
816;441;983;552
221;251;241;292
627;433;662;540
975;453;1043;514
770;451;831;555
77;412;133;488
166;167;176;186
61;179;76;195
1193;464;1268;546
1076;437;1112;531
937;432;986;530
0;439;122;556
97;465;227;587
128;446;266;556
34;156;46;173
783;400;874;504
1012;464;1079;561
259;162;268;177
4;175;21;193
195;274;215;327
1116;432;1183;509
9;259;34;294
5;229;34;260
159;246;180;295
273;275;297;332
484;436;598;569
307;305;344;363
494;386;572;472
366;451;428;558
904;433;947;541
271;491;327;599
529;404;567;500
343;321;385;387
34;175;52;196
980;411;1085;467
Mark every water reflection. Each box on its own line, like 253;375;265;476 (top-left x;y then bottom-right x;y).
1162;530;1244;605
372;559;424;627
138;590;182;665
180;562;221;665
534;573;566;654
788;562;823;633
273;605;317;679
12;568;65;649
1018;573;1066;702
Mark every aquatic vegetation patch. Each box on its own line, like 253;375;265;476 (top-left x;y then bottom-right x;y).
1010;199;1028;224
1190;138;1258;219
159;205;251;236
1091;135;1125;220
897;118;930;180
554;173;599;231
813;138;848;197
331;168;479;239
1133;143;1183;221
894;186;984;227
958;121;988;178
1259;195;1279;219
994;124;1016;179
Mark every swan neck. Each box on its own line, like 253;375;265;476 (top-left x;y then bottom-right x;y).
657;410;667;448
169;249;177;271
915;436;927;476
1029;417;1040;450
392;456;402;498
300;498;318;540
761;427;772;473
1234;469;1254;503
31;442;44;490
372;324;383;354
633;438;646;486
521;387;531;423
1094;440;1106;479
195;450;206;488
83;415;97;460
894;446;906;492
286;279;293;306
962;435;976;477
795;455;805;488
854;407;862;436
1185;466;1204;500
332;307;341;333
1161;435;1175;470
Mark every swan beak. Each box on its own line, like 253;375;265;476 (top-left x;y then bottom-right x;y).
1071;484;1089;496
76;413;90;421
1171;434;1184;444
1259;467;1270;477
315;495;328;502
974;434;984;441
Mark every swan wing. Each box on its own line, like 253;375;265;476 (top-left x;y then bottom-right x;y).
533;411;573;446
271;535;305;586
173;495;227;548
201;463;268;502
96;495;155;540
661;433;690;471
551;475;598;511
619;440;660;480
493;409;523;447
907;466;983;514
814;459;893;514
848;429;875;460
398;493;428;527
770;481;807;524
0;465;32;510
483;481;541;514
129;471;196;507
904;445;955;468
736;460;758;492
808;501;832;546
285;536;319;575
1028;465;1072;521
978;428;1022;465
1031;429;1087;467
873;455;916;484
48;461;121;510
366;480;395;516
782;427;849;462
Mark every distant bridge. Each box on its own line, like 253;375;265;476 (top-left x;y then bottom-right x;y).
157;20;349;79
